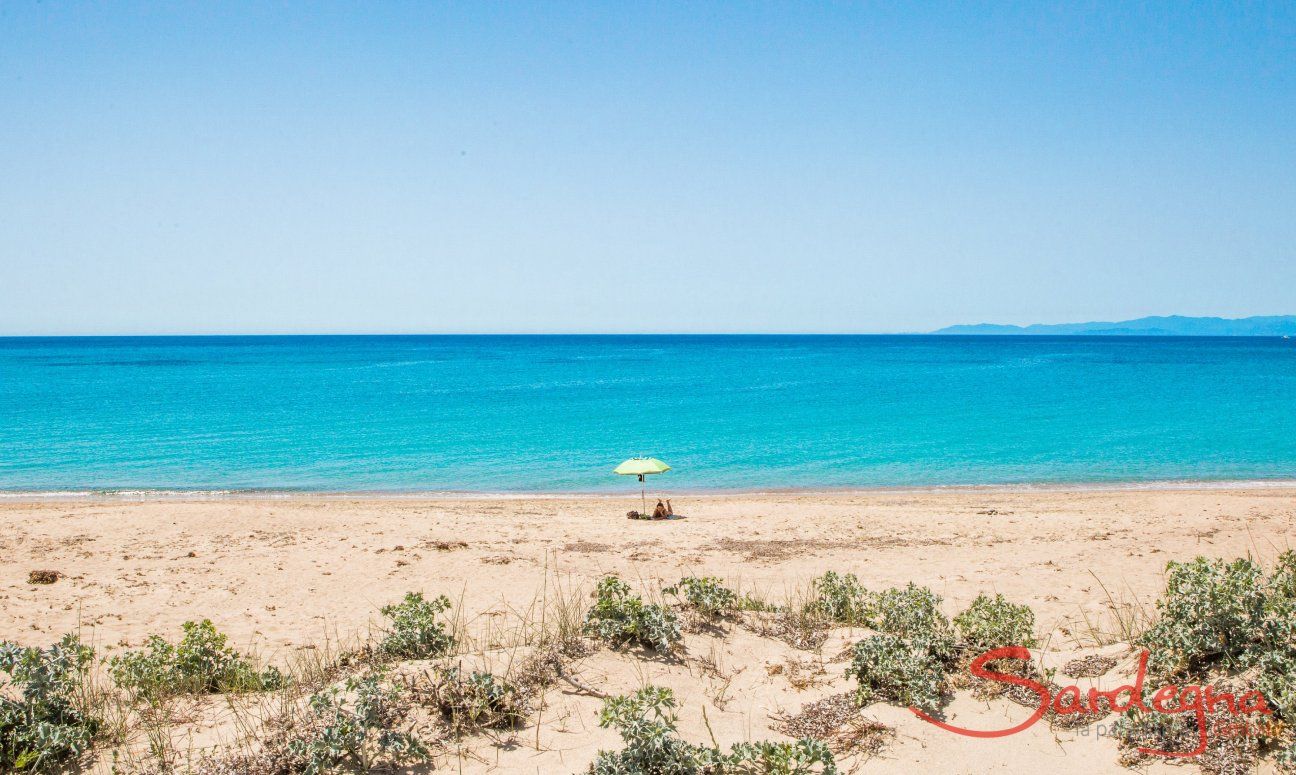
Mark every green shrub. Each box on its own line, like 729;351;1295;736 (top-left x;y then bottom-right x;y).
1272;551;1296;602
590;686;702;773
664;576;739;619
423;667;527;731
590;686;836;774
1255;647;1296;720
584;577;681;652
1278;738;1296;773
288;674;429;773
953;593;1037;652
803;571;872;625
1112;706;1197;766
873;583;955;661
108;620;283;700
846;634;945;714
0;634;99;772
719;740;837;774
1133;554;1296;728
377;592;455;660
1137;558;1268;677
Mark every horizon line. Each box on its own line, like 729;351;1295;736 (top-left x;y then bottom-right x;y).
4;313;1292;339
1;331;1292;339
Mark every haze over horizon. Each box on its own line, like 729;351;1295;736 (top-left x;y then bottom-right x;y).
3;3;1294;335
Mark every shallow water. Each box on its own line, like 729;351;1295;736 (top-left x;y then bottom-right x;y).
2;335;1294;492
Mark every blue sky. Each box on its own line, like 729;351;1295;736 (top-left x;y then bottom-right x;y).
2;2;1293;334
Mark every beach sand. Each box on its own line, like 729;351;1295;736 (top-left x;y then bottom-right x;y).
4;487;1294;772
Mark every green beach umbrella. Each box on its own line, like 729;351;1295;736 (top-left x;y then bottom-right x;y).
614;457;671;515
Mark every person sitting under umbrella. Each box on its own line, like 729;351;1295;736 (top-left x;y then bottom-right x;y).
614;457;672;516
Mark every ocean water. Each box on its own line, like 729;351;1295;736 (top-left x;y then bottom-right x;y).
1;335;1294;493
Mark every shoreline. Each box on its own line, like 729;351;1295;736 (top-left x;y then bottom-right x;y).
3;476;1296;501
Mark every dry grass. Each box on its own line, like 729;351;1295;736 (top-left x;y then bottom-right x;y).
1061;654;1118;679
741;579;835;651
772;692;892;757
1057;570;1155;647
711;537;850;562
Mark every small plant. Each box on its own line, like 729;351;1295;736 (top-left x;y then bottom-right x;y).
846;634;944;714
287;674;429;773
953;593;1037;652
1254;646;1296;720
1278;738;1296;773
0;633;100;772
377;592;455;660
1272;551;1296;602
803;571;872;625
421;666;527;731
1251;593;1296;720
664;576;739;619
584;576;681;652
108;620;283;700
1137;557;1268;677
1247;562;1296;722
590;686;836;774
873;583;956;661
591;686;703;773
718;739;837;774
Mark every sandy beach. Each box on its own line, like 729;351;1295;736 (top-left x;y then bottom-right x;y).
3;486;1294;772
5;487;1295;652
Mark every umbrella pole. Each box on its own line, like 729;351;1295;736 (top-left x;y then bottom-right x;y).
640;474;646;516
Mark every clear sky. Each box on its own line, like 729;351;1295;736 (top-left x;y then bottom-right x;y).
2;2;1293;334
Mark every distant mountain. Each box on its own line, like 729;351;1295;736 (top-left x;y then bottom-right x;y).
932;315;1296;336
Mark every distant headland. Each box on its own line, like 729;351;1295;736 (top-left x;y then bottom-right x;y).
932;315;1296;336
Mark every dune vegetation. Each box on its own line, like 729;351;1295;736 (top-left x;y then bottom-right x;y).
3;552;1296;773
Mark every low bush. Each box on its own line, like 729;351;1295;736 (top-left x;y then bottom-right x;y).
1114;554;1296;768
873;583;955;661
846;634;944;714
288;674;428;773
377;592;455;660
421;666;527;731
1279;739;1296;774
1137;557;1268;677
803;571;872;625
108;620;283;700
1271;551;1296;602
1254;565;1296;721
719;740;838;774
664;576;739;619
1255;647;1296;720
584;576;681;652
590;685;836;774
1113;675;1272;772
0;633;100;772
953;593;1037;652
590;686;701;773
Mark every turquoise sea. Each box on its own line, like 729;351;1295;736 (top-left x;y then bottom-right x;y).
1;335;1294;493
